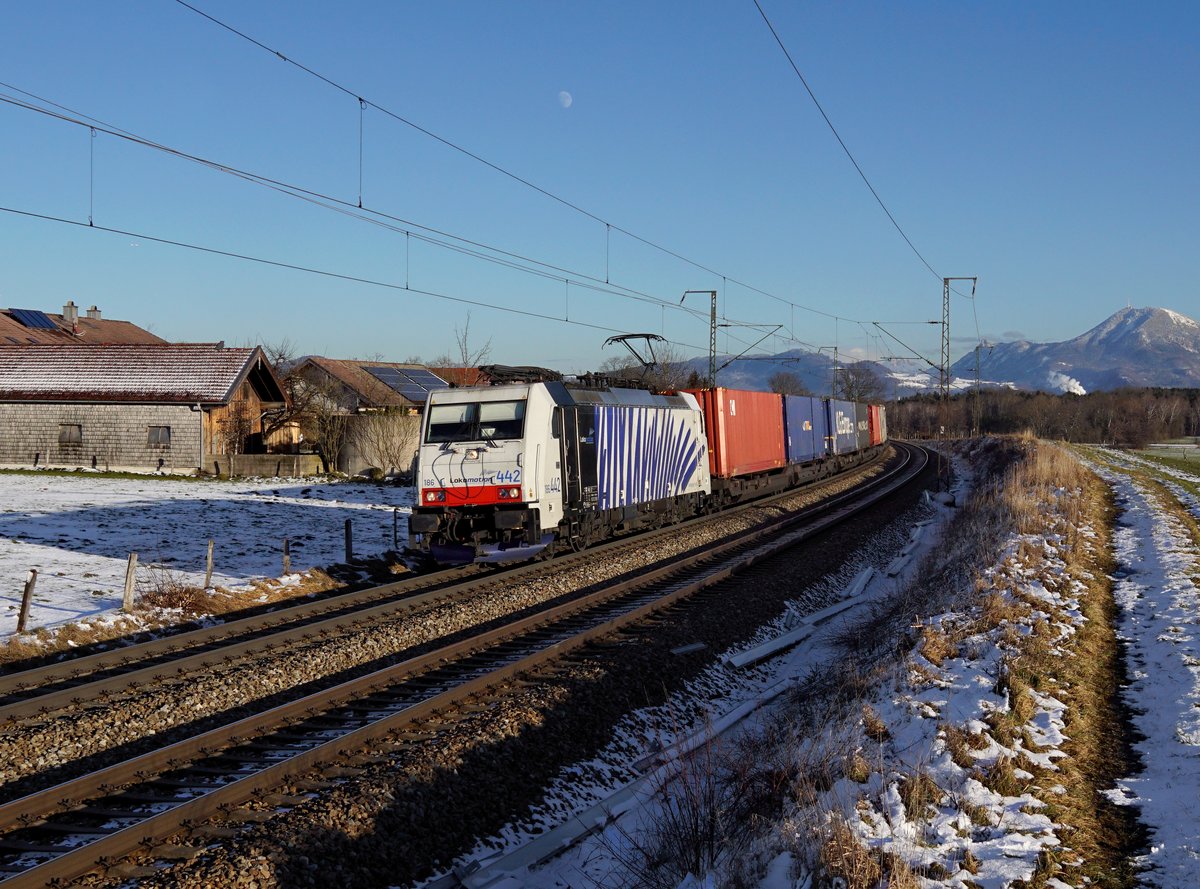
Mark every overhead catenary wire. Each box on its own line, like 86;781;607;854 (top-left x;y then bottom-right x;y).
3;7;953;372
0;90;720;324
0;85;795;358
750;0;941;283
0;204;712;355
170;0;879;329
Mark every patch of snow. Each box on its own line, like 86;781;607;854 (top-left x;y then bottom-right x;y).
0;473;413;637
1082;461;1200;885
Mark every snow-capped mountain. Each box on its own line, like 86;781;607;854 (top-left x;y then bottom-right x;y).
950;306;1200;394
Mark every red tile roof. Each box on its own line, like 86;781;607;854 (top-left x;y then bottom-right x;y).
0;344;284;404
0;307;165;346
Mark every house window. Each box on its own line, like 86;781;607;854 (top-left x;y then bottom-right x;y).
59;424;82;445
147;425;172;446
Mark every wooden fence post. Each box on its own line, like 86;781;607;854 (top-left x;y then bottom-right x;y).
393;508;399;551
344;519;353;563
204;540;214;588
123;553;138;612
283;537;291;575
17;569;37;634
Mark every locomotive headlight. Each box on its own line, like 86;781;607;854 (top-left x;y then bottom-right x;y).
498;488;509;499
508;486;521;499
424;490;446;503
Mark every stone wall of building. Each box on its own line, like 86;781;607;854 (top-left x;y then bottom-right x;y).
0;403;203;472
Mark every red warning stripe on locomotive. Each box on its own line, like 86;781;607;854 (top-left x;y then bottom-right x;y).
420;485;525;506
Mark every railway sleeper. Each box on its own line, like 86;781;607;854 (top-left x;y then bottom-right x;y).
221;810;274;824
147;843;202;861
187;824;241;840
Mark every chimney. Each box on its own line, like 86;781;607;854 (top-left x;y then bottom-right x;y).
63;300;79;335
86;305;102;320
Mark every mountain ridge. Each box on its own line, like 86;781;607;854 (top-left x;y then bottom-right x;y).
950;306;1200;393
687;307;1200;396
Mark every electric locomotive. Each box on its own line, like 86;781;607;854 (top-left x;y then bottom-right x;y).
408;374;712;563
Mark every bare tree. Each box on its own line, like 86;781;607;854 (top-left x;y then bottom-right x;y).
429;313;493;371
351;410;421;476
295;378;351;473
261;338;322;446
768;371;811;396
217;399;253;455
836;363;888;402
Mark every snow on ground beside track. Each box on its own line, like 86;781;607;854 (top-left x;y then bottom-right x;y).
451;443;1200;889
1085;459;1200;884
0;472;413;638
444;453;1089;883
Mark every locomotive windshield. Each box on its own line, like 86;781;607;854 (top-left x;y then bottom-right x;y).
425;400;526;443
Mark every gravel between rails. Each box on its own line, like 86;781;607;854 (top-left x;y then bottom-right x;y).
0;459;886;802
85;452;932;889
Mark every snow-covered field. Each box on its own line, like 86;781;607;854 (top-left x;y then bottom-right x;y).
0;472;413;637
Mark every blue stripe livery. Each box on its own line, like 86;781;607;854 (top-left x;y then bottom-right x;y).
596;406;700;509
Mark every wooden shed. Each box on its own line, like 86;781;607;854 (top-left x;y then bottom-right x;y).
0;342;285;474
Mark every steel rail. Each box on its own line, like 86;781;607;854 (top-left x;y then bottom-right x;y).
0;443;926;887
0;443;925;888
0;448;886;723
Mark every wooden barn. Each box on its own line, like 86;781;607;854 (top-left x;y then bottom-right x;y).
0;342;285;474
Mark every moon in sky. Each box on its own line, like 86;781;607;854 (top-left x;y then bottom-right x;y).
558;90;573;109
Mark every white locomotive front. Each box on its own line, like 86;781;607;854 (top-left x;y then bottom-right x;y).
408;380;711;563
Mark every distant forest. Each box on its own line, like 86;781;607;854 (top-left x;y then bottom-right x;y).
889;388;1200;447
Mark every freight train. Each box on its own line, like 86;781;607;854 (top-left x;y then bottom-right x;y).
408;374;887;564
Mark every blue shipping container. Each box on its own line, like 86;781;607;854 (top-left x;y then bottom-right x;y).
782;395;821;464
826;399;858;455
853;402;872;451
812;399;831;457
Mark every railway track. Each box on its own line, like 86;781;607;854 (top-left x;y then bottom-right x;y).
0;448;884;724
0;443;926;887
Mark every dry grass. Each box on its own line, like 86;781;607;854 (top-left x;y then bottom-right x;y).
941;723;980;770
817;814;882;889
979;590;1027;629
919;625;959;666
844;751;872;784
610;436;1140;888
861;705;890;742
981;756;1025;797
898;769;941;820
961;846;982;874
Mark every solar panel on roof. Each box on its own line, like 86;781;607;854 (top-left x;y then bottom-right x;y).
399;369;449;387
9;309;58;330
364;365;449;403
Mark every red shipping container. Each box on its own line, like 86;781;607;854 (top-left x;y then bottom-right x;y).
868;404;883;446
685;388;786;479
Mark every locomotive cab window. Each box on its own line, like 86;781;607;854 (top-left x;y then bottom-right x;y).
425;401;526;443
478;401;525;440
426;403;476;443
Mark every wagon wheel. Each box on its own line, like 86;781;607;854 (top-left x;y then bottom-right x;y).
568;519;594;552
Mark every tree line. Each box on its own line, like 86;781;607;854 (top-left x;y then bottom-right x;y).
888;388;1200;447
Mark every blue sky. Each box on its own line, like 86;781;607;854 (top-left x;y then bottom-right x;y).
2;1;1196;372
